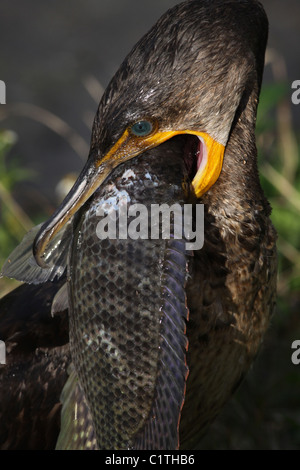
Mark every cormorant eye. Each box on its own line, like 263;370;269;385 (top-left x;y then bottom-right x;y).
130;120;153;137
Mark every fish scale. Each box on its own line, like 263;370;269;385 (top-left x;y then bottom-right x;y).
68;142;191;449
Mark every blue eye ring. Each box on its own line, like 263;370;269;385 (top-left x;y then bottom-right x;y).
130;120;154;137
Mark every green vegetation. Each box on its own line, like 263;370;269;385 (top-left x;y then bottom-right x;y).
257;82;300;297
0;131;35;295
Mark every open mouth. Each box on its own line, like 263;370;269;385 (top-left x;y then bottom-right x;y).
32;129;221;268
179;134;207;183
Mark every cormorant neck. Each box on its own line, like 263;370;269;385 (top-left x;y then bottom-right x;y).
201;84;271;218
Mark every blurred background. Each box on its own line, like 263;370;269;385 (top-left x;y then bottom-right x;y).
0;0;299;449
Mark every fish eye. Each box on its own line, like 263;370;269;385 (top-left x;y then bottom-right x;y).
130;120;153;137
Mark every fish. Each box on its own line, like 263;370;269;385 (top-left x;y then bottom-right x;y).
1;0;277;451
1;136;195;450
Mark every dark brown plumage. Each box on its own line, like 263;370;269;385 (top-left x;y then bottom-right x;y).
0;0;277;450
0;279;69;449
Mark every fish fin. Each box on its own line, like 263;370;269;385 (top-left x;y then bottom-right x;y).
51;282;69;316
56;365;97;450
133;238;189;450
0;220;72;284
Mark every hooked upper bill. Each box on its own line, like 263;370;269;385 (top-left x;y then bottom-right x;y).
32;124;224;268
32;124;225;268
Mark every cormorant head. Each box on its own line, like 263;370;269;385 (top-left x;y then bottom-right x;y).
33;0;268;267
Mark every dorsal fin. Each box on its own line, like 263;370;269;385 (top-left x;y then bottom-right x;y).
1;220;73;285
51;283;69;317
132;238;190;450
56;366;97;450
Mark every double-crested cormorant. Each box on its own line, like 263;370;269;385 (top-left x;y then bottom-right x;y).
0;0;277;450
